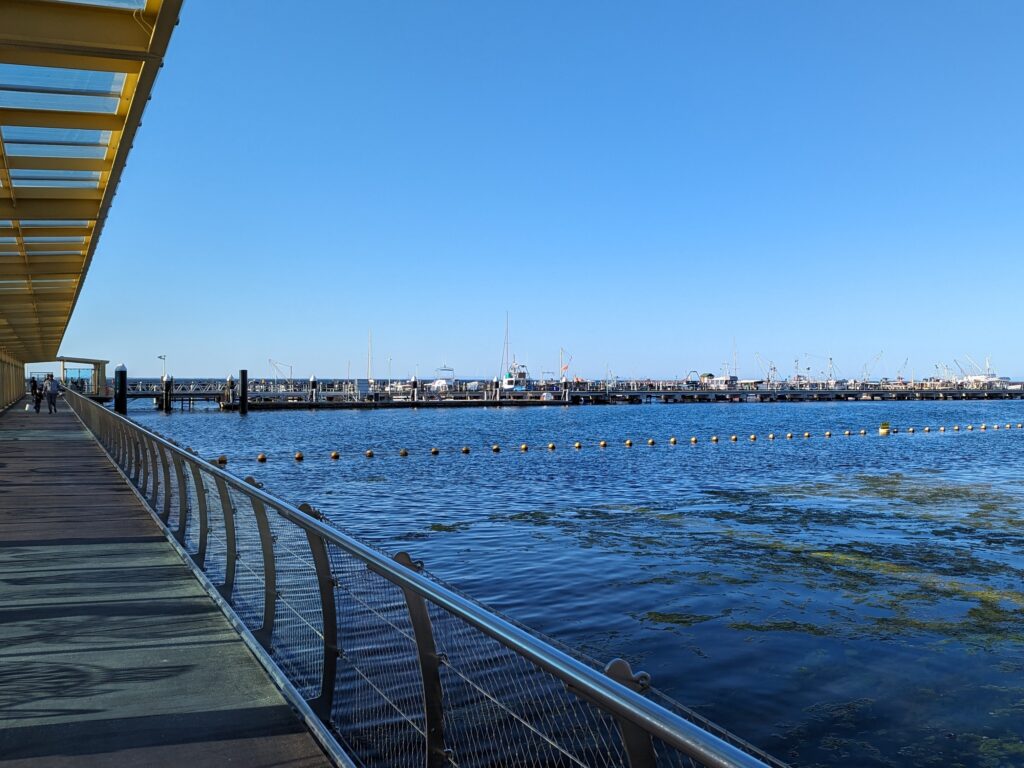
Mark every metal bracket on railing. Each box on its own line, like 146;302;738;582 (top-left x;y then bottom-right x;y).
394;551;448;768
214;474;237;600
604;659;656;768
298;502;339;724
245;476;277;650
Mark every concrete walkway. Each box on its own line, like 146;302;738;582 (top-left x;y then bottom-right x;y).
0;402;331;767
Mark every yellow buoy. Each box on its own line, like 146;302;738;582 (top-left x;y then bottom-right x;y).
216;454;228;465
844;430;851;437
548;443;556;451
803;432;811;439
859;429;866;436
993;424;1000;431
690;436;698;444
878;422;890;436
574;441;582;449
939;426;945;432
520;443;529;452
954;425;960;431
981;424;988;431
749;434;757;441
1018;423;1023;429
461;446;470;454
1006;424;1012;430
967;425;974;431
923;427;930;433
257;453;267;462
730;435;738;442
825;431;832;438
907;427;915;434
399;448;408;457
625;439;633;447
669;436;677;445
647;438;655;446
330;450;339;460
364;449;373;458
768;433;775;440
786;432;793;439
492;444;501;453
711;435;719;443
294;451;304;461
599;440;608;448
430;447;439;455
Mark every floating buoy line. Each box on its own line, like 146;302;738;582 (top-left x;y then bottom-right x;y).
208;422;1024;464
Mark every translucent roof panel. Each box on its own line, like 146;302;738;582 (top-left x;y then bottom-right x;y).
1;127;111;145
19;220;91;227
4;143;108;158
22;237;88;243
51;0;147;8
12;170;102;181
11;178;101;189
0;90;120;114
0;64;125;96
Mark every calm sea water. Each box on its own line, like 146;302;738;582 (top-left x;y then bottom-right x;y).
130;400;1024;768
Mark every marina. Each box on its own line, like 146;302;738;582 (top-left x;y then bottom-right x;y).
89;364;1024;411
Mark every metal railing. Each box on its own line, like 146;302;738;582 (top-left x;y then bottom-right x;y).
64;388;787;768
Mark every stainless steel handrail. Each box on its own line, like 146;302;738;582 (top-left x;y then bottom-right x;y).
64;388;785;768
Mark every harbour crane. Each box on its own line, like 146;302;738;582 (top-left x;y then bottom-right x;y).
895;357;910;381
268;358;294;389
861;350;884;381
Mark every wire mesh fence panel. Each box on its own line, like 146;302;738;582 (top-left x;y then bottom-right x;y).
327;543;426;768
200;471;228;587
267;506;325;698
227;487;267;630
423;598;627;768
157;443;181;531
181;465;203;555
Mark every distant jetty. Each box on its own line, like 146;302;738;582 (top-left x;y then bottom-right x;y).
116;374;1024;411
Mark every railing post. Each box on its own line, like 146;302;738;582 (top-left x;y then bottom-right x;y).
214;474;237;600
244;476;277;650
298;503;339;724
146;436;160;510
158;443;173;524
604;659;656;768
135;428;147;489
393;551;448;768
171;452;190;543
187;458;209;567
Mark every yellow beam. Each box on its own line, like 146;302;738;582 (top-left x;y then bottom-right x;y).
0;107;124;132
0;44;143;74
0;199;100;219
0;0;155;57
5;157;110;173
0;227;92;238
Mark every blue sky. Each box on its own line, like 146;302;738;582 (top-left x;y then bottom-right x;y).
56;1;1024;380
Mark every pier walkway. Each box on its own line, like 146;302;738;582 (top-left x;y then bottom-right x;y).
0;403;329;767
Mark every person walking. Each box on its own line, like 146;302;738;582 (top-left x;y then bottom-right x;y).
30;377;42;413
43;373;60;414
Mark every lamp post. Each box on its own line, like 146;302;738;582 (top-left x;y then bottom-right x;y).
158;354;167;379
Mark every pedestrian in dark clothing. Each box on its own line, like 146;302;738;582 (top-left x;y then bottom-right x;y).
44;374;59;414
30;378;42;413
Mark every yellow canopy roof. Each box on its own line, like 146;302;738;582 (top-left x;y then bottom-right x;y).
0;0;182;363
